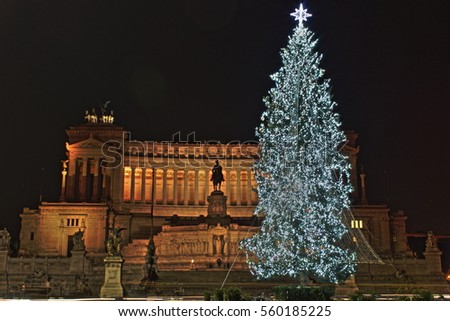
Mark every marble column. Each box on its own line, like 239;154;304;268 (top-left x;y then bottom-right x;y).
173;168;178;205
247;168;252;206
152;169;156;204
236;169;241;206
162;168;168;205
130;167;136;204
194;169;199;205
116;165;124;202
80;157;88;201
91;158;100;202
141;168;146;203
184;169;189;205
66;157;77;200
101;167;108;201
204;168;209;199
226;169;231;204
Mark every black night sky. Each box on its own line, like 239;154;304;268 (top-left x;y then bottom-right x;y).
0;0;449;241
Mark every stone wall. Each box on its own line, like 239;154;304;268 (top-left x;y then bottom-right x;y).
1;248;448;298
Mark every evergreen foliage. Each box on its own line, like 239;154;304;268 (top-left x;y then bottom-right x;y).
243;5;356;283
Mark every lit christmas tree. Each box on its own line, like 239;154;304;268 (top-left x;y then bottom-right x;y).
243;3;356;283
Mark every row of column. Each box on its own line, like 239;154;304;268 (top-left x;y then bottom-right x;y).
124;167;257;206
63;157;108;202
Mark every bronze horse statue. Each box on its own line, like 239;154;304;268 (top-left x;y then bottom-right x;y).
211;160;225;191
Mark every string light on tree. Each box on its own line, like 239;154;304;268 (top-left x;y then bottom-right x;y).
242;3;356;284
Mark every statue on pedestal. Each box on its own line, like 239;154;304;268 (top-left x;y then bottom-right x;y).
426;230;439;252
0;228;11;251
211;160;225;191
207;161;229;222
213;235;224;255
142;237;159;283
106;227;126;256
72;229;85;251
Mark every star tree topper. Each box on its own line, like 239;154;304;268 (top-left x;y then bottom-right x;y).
290;3;312;25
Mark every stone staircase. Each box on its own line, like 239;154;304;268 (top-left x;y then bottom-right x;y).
122;239;148;264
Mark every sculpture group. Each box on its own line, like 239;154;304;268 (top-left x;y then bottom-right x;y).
106;227;126;256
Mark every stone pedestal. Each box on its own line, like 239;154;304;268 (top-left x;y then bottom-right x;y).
424;231;444;276
335;275;359;297
100;256;124;298
207;190;227;216
206;191;230;226
70;250;86;273
0;250;8;273
424;250;443;275
0;276;7;298
0;250;8;296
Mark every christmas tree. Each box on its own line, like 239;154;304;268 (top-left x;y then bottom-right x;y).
243;3;356;283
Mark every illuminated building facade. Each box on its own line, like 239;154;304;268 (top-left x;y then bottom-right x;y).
0;114;447;296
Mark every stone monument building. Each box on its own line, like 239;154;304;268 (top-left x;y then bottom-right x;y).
0;112;447;297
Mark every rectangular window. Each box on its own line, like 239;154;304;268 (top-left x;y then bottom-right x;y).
351;220;363;229
30;232;34;241
66;218;80;227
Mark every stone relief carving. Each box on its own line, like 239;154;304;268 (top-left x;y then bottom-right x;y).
153;221;256;266
25;270;50;283
209;198;225;214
